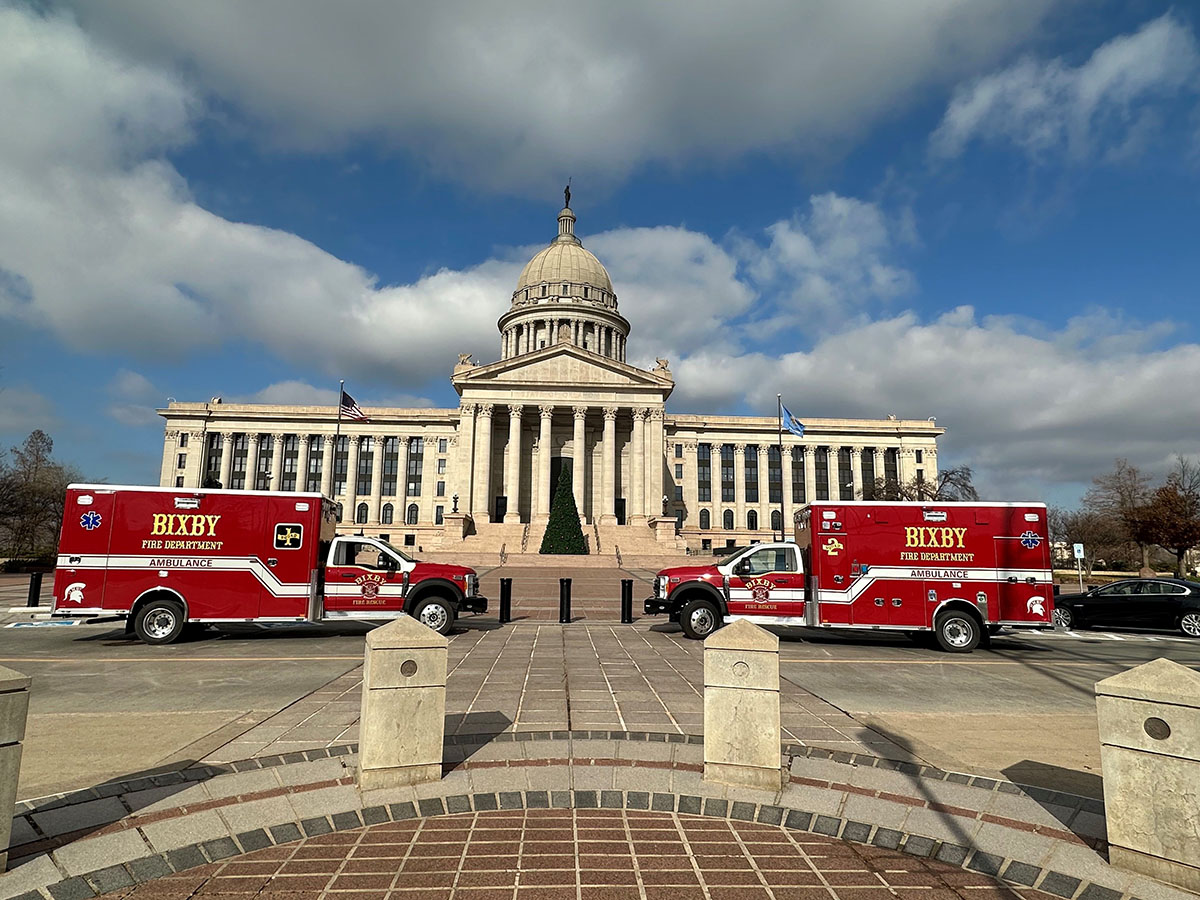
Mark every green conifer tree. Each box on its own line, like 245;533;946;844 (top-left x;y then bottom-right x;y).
539;465;588;554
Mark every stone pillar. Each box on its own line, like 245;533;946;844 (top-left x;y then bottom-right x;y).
757;446;769;529
830;445;844;501
456;404;476;515
572;406;588;520
683;440;699;527
269;433;286;490
804;444;816;503
321;435;335;498
873;447;885;494
184;431;205;487
781;447;793;536
1096;659;1200;892
703;619;782;792
159;430;178;486
926;447;939;481
297;435;312;493
733;444;746;530
537;405;554;519
356;616;447;792
601;407;618;525
506;405;523;523
345;435;362;521
897;445;912;483
630;409;647;523
472;404;494;523
369;437;385;523
246;434;261;490
648;409;665;520
0;666;31;871
850;445;864;501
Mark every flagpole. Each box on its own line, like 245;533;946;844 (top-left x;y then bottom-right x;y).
778;393;785;542
334;380;344;502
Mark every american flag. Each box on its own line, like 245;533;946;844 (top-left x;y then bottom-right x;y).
340;389;370;422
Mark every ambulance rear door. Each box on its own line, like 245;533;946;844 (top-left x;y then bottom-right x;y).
53;487;116;614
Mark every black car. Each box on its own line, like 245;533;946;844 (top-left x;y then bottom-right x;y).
1052;578;1200;637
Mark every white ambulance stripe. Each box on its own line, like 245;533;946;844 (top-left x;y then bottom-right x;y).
817;567;1051;604
56;554;312;597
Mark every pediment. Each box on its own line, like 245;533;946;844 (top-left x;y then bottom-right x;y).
453;345;673;392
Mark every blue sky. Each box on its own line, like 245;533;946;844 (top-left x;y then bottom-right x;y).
1;0;1198;506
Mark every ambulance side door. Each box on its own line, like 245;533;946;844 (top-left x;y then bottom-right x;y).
323;538;407;612
53;489;116;612
994;511;1052;624
727;546;805;620
260;497;315;618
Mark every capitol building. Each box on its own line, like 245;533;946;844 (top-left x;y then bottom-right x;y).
158;203;943;554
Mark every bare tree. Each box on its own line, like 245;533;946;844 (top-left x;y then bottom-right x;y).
1085;458;1155;572
1048;506;1127;577
873;464;979;502
1144;457;1200;577
0;431;81;559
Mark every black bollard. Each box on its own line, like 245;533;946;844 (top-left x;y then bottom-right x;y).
559;577;571;624
499;578;512;624
620;579;633;624
26;572;43;608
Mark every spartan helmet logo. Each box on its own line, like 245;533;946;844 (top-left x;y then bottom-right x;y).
1026;596;1046;617
64;582;86;604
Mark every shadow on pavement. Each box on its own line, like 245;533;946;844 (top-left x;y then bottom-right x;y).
1001;759;1104;802
442;711;514;773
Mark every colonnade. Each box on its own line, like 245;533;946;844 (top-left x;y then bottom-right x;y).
500;318;626;361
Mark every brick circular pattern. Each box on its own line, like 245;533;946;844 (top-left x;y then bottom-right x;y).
92;809;1062;900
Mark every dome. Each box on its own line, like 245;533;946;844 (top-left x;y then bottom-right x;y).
514;207;613;296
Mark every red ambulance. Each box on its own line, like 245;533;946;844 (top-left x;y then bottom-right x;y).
644;501;1053;652
51;484;487;643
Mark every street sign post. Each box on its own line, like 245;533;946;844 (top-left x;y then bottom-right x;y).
1073;543;1085;592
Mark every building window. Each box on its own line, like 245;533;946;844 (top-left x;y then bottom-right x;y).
436;480;445;497
674;485;683;501
771;509;782;532
720;445;735;503
404;534;416;546
437;458;446;474
839;447;854;500
281;435;299;491
885;448;899;489
204;433;223;487
674;463;683;479
916;449;924;464
815;447;829;501
438;438;447;454
541;285;547;297
406;503;419;525
862;449;876;500
381;503;393;524
768;446;781;503
699;509;710;530
355;502;369;524
435;505;444;525
747;510;758;531
722;509;734;530
702;538;712;551
697;444;712;503
406;438;424;497
307;436;323;492
381;437;399;496
792;448;805;505
583;287;589;298
177;453;186;470
230;434;249;490
255;435;273;490
175;476;184;487
178;433;188;448
674;443;682;458
745;446;759;503
333;435;349;495
356;437;373;496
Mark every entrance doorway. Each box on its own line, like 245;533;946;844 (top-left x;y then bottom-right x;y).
494;495;508;523
615;498;626;525
549;457;571;497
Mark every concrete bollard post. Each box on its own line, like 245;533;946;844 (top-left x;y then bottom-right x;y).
356;616;447;793
1096;658;1200;892
702;619;783;792
0;666;31;871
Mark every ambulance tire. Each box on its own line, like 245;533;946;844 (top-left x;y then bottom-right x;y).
680;598;721;640
933;610;981;653
411;596;454;635
134;598;187;645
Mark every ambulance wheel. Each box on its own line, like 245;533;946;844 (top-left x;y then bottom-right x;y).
933;610;980;653
680;598;721;640
134;598;187;645
412;596;454;635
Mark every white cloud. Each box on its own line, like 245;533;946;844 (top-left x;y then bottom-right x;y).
0;385;57;435
230;381;434;409
931;14;1200;163
105;368;162;426
58;0;1061;188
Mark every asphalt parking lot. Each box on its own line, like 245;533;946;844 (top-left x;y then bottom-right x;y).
4;608;1197;802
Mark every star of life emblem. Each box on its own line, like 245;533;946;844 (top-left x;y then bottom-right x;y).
1019;530;1041;549
80;511;102;530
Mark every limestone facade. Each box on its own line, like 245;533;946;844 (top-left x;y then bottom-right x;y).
157;204;943;553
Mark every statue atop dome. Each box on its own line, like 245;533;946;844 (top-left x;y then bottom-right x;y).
564;182;571;209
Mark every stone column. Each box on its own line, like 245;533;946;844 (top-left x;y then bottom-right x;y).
648;409;665;519
926;447;939;480
781;446;793;535
702;620;782;792
572;406;588;520
850;445;864;500
804;444;817;503
733;444;746;530
455;403;476;515
184;431;205;487
506;405;523;523
757;446;769;528
345;435;362;521
321;435;335;498
897;445;911;483
0;666;31;871
269;433;286;490
630;409;647;523
537;405;554;519
874;447;885;494
370;437;385;523
356;616;447;792
683;440;699;526
246;434;261;490
472;404;494;522
297;435;312;493
159;430;178;486
601;407;618;525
